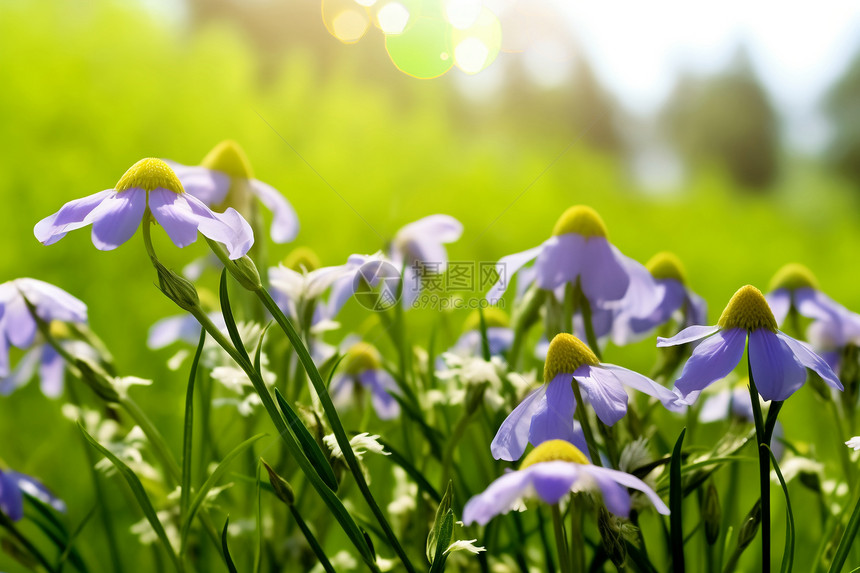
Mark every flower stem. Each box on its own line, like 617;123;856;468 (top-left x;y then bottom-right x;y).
571;380;603;467
576;283;602;361
746;352;771;573
551;504;572;573
569;499;584;573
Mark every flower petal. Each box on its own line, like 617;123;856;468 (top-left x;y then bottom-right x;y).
0;471;24;521
534;234;584;292
698;390;733;423
181;193;254;259
529;462;580;505
491;385;547;461
766;289;791;327
462;470;531;526
39;344;65;398
584;465;670;515
574;365;629;425
0;348;40;395
167;162;230;206
529;373;578;447
360;370;400;420
777;331;843;391
249;179;299;243
748;328;807;401
88;190;147;251
34;189;113;245
147;315;203;349
600;364;680;407
486;245;544;303
579;239;631;303
3;297;37;348
657;324;720;347
15;279;87;324
674;328;746;404
7;472;65;513
149;189;201;248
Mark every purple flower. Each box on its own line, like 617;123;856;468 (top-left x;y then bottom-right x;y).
168;140;299;244
450;308;514;358
331;342;400;420
492;333;679;461
268;251;353;326
610;252;707;346
767;263;860;364
147;312;227;350
326;252;399;315
463;440;668;526
486;206;660;315
0;468;65;521
658;285;842;405
389;215;463;307
0;279;87;380
34;158;254;259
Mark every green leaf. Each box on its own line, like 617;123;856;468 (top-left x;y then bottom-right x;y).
427;481;454;564
180;433;267;548
181;329;206;529
429;509;455;573
827;484;860;572
289;505;337;573
768;447;794;573
78;422;181;572
221;518;238;573
219;268;250;363
477;307;491;362
274;388;338;491
56;506;95;573
670;427;686;573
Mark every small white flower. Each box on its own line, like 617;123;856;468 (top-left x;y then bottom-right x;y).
323;433;389;460
773;456;824;484
444;539;486;555
846;436;860;451
112;376;152;400
167;350;190;371
388;467;417;517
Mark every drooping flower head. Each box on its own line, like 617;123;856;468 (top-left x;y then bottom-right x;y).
491;333;678;461
611;252;707;345
449;308;514;358
659;285;843;405
169;140;299;244
268;247;351;329
767;263;860;364
331;342;400;420
0;278;87;386
35;158;254;258
389;214;463;308
463;439;669;526
0;468;66;521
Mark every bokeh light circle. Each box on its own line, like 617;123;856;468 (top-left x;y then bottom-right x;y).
385;15;454;79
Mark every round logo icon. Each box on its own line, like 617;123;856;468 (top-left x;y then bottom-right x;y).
352;260;402;311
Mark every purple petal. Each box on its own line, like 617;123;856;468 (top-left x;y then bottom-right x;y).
698;390;733;423
147;315;203;349
674;328;746;404
330;373;355;410
657;324;720;347
0;320;8;377
491;385;547;461
599;364;680;407
529;462;580;505
766;289;791;327
529;373;578;447
0;348;40;395
15;279;87;324
0;471;24;521
486;245;544;303
685;289;708;327
583;465;670;515
249;179;299;243
777;331;843;391
7;472;65;512
748;328;806;402
396;215;463;245
149;189;201;248
39;344;65;398
34;189;113;246
579;239;630;303
534;234;584;291
462;470;531;526
583;467;631;516
167;162;230;206
181;194;254;259
88;190;147;250
622;280;684;342
360;370;400;420
3;297;37;348
574;365;629;425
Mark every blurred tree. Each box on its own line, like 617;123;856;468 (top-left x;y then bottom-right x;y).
661;48;780;191
826;48;860;187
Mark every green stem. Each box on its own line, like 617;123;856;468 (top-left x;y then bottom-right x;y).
0;512;58;573
570;500;584;573
827;400;855;486
747;352;771;573
571;380;603;467
576;284;602;361
551;504;572;573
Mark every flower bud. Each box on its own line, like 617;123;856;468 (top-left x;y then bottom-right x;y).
229;256;263;292
737;500;762;550
153;260;200;312
75;358;120;403
597;506;626;568
702;481;721;545
261;459;295;505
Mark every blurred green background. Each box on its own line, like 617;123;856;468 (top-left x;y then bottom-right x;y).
2;0;860;570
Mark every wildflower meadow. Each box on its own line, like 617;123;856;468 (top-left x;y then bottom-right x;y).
2;1;860;572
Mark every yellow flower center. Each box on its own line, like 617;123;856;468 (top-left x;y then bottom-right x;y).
646;252;687;284
717;285;777;331
201;140;254;179
544;333;599;382
463;308;510;333
551;205;608;238
283;247;321;272
115;158;184;194
769;263;818;292
48;321;71;339
521;439;589;468
343;342;382;375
